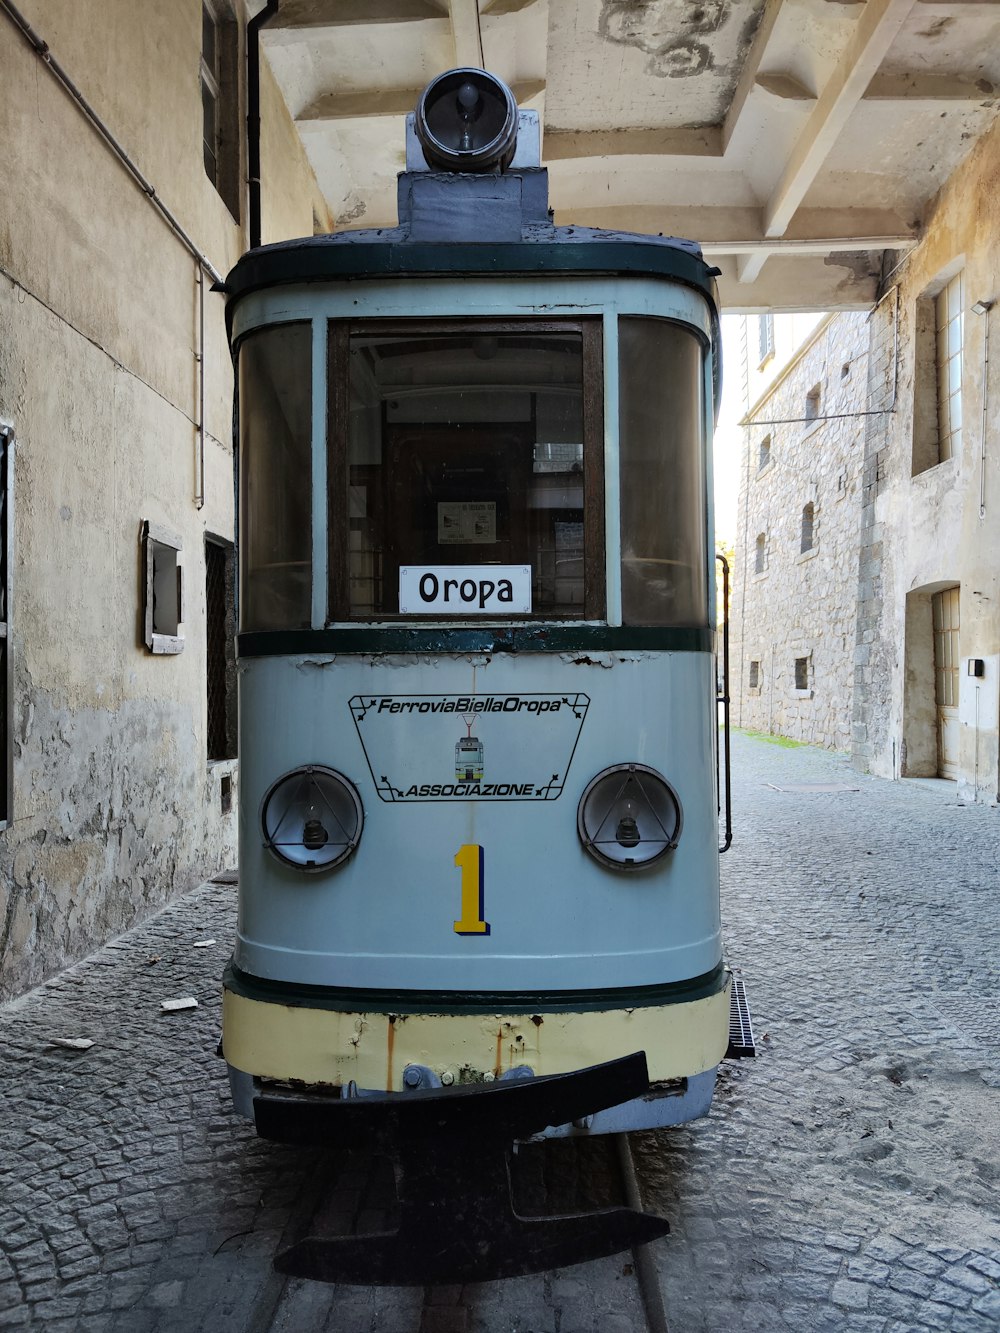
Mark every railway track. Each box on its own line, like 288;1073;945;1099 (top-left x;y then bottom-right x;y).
246;1133;670;1332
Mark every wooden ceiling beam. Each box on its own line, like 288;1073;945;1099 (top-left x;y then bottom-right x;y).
762;0;919;239
299;80;545;122
543;126;722;160
448;0;484;67
722;0;787;153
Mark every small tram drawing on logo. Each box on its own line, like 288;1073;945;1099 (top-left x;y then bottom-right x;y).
455;733;484;782
349;692;589;802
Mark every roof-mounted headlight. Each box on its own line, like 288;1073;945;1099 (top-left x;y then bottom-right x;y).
415;68;519;173
261;766;364;873
577;764;682;871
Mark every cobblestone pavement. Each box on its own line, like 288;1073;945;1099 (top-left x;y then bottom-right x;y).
1;731;999;1331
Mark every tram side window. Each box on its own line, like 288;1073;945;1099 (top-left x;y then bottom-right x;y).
618;318;708;627
332;323;603;620
238;323;313;631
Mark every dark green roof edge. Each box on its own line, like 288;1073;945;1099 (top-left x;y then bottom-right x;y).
222;235;720;318
237;624;715;658
223;960;727;1015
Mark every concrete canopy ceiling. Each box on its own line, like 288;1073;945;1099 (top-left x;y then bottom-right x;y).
256;0;1000;310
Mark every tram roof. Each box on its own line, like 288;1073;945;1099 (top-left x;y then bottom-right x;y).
221;223;721;325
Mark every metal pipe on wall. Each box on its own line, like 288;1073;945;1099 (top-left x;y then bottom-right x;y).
248;0;280;251
0;0;224;512
972;298;994;519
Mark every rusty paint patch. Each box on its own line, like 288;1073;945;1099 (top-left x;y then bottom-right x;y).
531;1014;544;1026
386;1015;396;1093
494;1027;503;1078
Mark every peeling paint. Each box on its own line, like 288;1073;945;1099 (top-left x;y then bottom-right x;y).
598;0;728;78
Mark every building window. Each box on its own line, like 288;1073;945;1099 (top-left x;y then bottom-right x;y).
758;434;771;471
143;521;184;655
749;659;761;690
805;384;821;422
758;314;775;366
794;656;810;690
0;427;12;827
206;537;237;761
800;502;815;553
754;532;766;574
201;1;241;221
935;271;963;463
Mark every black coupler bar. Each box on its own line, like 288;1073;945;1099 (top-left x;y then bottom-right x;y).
260;1052;670;1285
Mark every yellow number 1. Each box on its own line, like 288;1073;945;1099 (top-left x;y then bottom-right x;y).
454;844;490;936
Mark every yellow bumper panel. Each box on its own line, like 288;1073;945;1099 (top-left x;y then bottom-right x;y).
222;975;732;1094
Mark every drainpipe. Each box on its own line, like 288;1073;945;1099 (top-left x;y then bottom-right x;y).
248;0;280;251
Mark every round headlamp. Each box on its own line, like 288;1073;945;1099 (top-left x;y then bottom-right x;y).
415;68;519;173
260;766;363;873
577;764;682;871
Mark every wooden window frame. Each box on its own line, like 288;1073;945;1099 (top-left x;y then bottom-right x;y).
327;317;606;623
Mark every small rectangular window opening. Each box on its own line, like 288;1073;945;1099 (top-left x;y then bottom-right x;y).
749;660;761;689
805;385;821;422
754;533;766;574
758;314;775;366
143;521;184;655
794;656;809;690
758;434;771;471
800;502;815;553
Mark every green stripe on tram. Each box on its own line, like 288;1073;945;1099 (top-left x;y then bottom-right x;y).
238;625;715;658
223;960;728;1015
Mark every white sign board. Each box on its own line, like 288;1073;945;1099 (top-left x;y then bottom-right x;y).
399;565;532;615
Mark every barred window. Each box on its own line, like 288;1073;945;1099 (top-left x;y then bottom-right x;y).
749;660;760;689
206;537;237;761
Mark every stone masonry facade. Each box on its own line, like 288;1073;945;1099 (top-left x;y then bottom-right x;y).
731;311;877;751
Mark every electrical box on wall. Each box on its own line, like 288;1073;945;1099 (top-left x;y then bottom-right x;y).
967;658;985;677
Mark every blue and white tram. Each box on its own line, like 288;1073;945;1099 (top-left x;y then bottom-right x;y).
221;71;733;1192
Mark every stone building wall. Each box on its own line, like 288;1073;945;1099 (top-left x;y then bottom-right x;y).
731;113;1000;806
730;313;872;751
0;1;328;998
851;116;1000;804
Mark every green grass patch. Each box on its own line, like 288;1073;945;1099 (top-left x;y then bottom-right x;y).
737;728;806;749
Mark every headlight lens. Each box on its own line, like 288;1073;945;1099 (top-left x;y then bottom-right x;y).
577;763;682;871
260;766;364;873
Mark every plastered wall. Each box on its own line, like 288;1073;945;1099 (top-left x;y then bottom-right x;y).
853;116;1000;803
0;1;325;996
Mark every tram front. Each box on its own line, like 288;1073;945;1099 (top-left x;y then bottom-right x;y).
222;69;731;1147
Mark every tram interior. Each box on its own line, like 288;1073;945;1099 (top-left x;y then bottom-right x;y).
347;330;588;617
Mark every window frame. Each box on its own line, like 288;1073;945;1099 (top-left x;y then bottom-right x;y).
757;314;775;367
142;520;184;655
326;317;606;623
201;0;241;222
